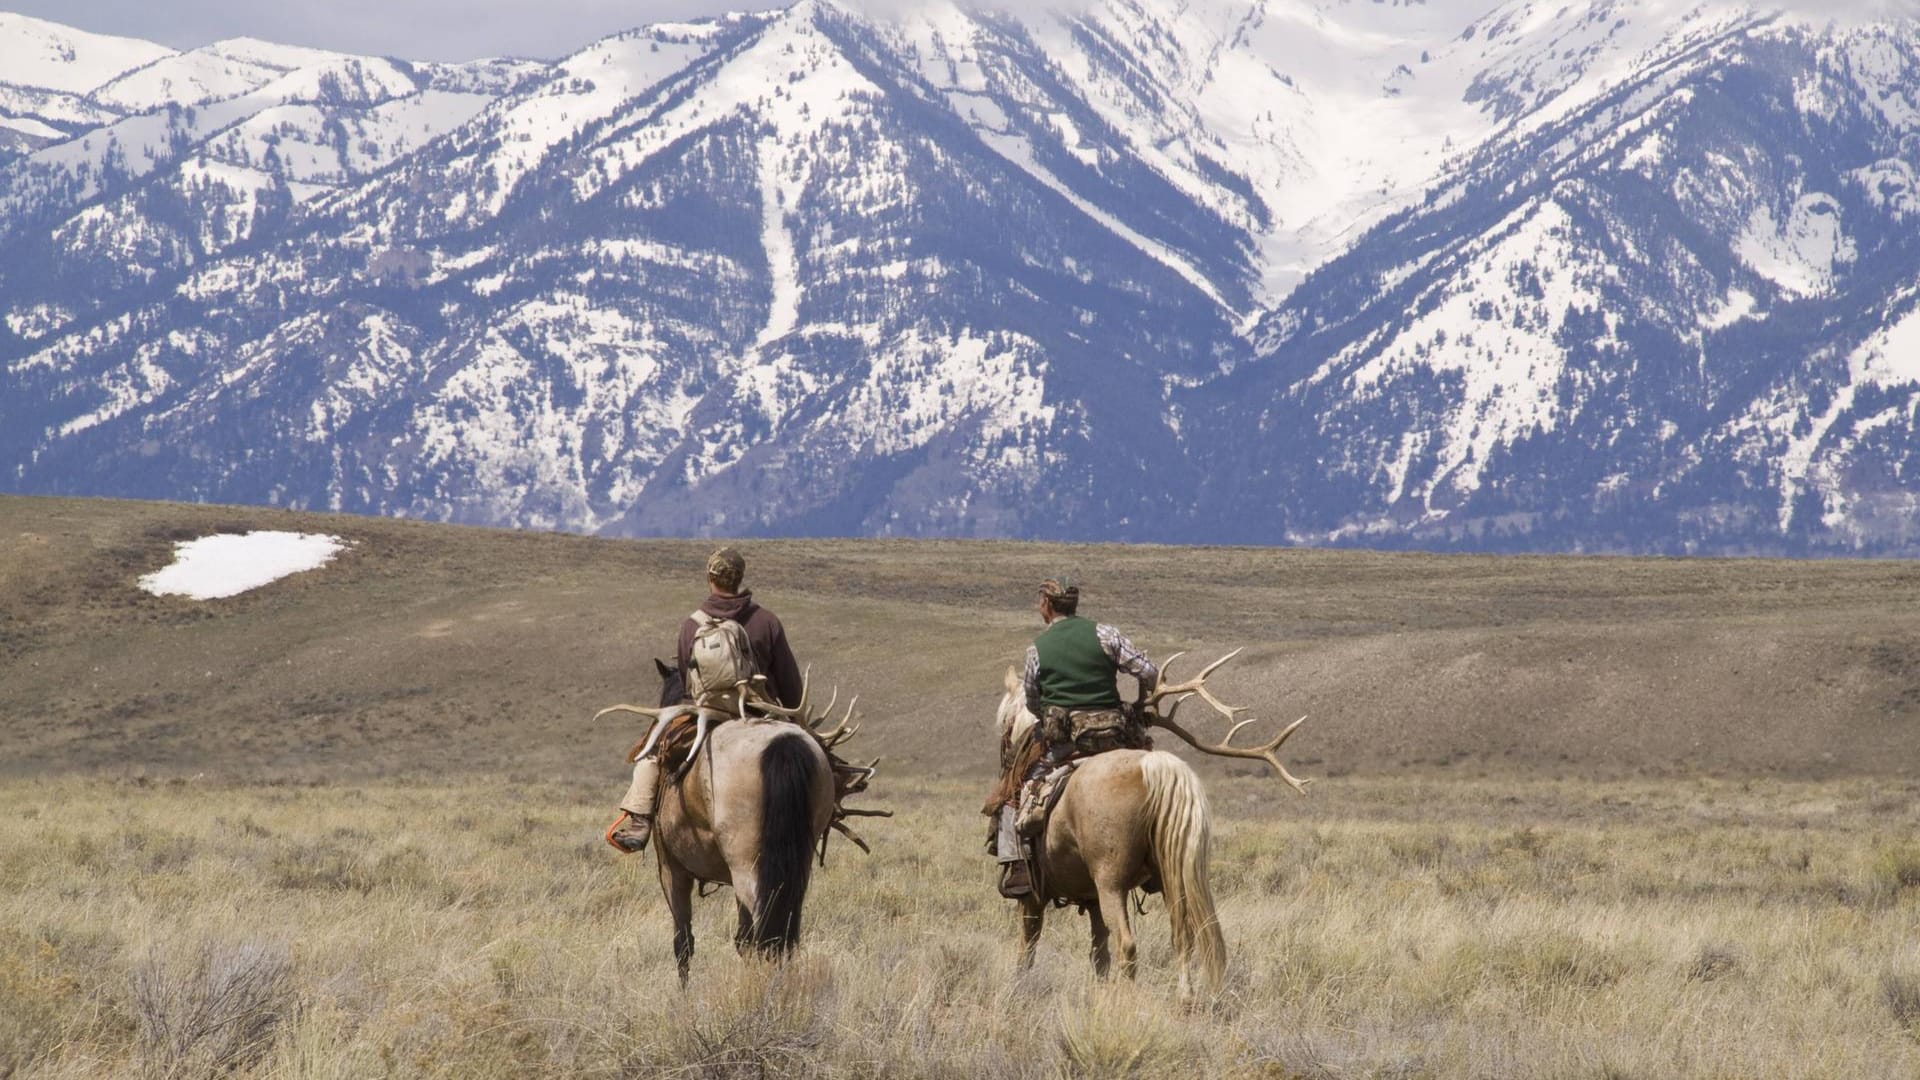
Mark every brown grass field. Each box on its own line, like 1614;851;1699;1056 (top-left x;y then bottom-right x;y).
5;494;1920;1077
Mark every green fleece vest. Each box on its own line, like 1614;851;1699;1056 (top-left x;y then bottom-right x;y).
1032;616;1121;711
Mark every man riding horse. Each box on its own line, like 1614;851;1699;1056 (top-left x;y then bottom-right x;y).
991;573;1159;897
606;546;805;853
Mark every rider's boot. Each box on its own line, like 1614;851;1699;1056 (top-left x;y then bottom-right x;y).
607;758;661;854
604;810;653;853
998;858;1033;898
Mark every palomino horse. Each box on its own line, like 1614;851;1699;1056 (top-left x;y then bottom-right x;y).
610;662;838;982
995;653;1308;1001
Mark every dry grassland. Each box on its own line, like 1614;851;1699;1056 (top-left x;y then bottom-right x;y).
4;774;1920;1078
11;495;1920;781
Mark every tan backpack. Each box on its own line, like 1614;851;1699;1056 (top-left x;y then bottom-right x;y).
686;610;754;701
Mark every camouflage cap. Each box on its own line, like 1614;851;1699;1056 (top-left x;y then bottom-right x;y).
706;546;746;592
1039;572;1080;601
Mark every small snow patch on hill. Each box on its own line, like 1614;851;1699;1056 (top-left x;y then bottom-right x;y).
139;531;346;599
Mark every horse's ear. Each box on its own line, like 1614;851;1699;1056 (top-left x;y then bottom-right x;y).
655;658;674;678
1004;665;1021;694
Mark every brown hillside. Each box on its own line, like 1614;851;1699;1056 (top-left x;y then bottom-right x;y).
4;494;1919;782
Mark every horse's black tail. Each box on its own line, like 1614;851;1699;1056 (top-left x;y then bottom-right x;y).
750;733;819;954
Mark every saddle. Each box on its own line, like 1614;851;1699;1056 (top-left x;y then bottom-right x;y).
1009;707;1153;840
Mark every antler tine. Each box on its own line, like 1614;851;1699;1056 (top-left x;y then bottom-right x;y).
1194;646;1245;681
816;696;860;742
1222;714;1262;745
1201;686;1251;719
1266;716;1312;794
593;703;672;722
830;819;873;854
1158;651;1187;682
833;757;877;795
811;686;840;730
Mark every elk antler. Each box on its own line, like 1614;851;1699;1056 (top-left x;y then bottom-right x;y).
1155;713;1312;794
815;695;859;743
742;669;859;736
673;709;717;781
598;704;697;763
1142;648;1312;794
747;666;813;719
593;703;685;722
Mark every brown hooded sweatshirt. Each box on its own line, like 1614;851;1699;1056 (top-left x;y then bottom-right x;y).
675;590;804;708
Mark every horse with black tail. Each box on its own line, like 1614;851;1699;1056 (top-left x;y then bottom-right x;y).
600;662;840;981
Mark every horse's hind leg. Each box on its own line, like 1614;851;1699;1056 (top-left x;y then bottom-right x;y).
658;856;696;986
1088;904;1111;977
731;871;760;955
1017;895;1045;972
1096;884;1136;980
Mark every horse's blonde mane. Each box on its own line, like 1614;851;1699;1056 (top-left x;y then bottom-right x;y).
996;665;1035;741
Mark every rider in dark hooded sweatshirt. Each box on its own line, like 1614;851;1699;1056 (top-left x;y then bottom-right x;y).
606;547;803;853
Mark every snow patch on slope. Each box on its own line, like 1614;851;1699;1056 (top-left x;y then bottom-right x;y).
1774;299;1920;530
756;140;803;349
1735;193;1856;299
139;531;346;599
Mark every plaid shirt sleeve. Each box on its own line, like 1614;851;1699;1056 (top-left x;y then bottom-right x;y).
1097;624;1159;693
1022;644;1043;718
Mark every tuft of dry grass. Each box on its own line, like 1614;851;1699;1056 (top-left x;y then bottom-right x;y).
3;773;1920;1077
132;940;293;1078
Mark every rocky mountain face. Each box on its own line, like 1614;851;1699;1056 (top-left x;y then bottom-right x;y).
2;2;1917;553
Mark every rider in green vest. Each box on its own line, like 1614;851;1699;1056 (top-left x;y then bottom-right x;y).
994;573;1159;897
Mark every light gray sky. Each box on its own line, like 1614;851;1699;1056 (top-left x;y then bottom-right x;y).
14;1;1916;64
9;1;765;62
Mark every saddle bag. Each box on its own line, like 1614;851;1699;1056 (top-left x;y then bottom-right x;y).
1064;707;1149;756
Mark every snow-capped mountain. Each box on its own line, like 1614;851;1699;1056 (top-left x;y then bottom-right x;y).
0;14;170;159
1203;4;1920;552
3;1;1919;553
